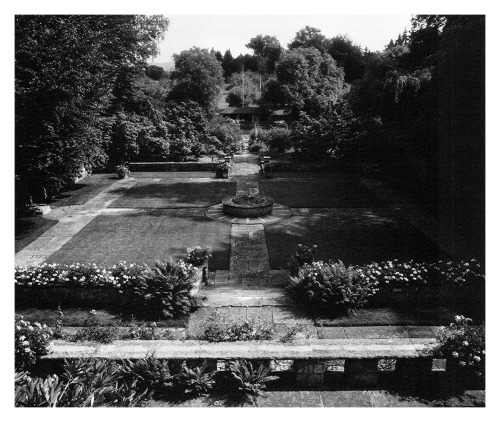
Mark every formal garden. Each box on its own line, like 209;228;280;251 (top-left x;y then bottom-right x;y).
14;15;485;407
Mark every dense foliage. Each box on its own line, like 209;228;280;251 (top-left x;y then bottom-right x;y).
435;316;485;380
15;15;169;203
169;47;224;112
15;259;201;319
15;357;279;407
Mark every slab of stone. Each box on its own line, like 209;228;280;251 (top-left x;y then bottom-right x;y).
344;326;410;339
320;390;374;407
317;327;347;339
245;306;273;321
272;307;316;325
404;326;437;338
257;391;324;407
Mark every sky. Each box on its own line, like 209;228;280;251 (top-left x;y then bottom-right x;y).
152;15;412;64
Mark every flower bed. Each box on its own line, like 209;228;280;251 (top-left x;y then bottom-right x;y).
15;260;204;319
287;246;485;316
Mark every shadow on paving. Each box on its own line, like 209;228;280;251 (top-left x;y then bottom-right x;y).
265;209;445;269
15;217;58;253
46;211;231;269
108;181;236;208
49;174;117;208
259;177;384;208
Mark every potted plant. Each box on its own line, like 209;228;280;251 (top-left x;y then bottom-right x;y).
116;164;130;179
187;246;212;285
215;162;230;179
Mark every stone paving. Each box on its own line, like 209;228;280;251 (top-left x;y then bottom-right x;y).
145;389;485;407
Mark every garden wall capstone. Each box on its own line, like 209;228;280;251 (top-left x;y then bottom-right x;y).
129;162;219;172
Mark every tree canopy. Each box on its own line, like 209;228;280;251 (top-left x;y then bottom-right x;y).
15;15;169;200
169;47;224;112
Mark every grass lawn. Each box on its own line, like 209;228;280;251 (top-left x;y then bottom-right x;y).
109;180;236;208
265;209;444;269
259;176;383;208
46;210;231;269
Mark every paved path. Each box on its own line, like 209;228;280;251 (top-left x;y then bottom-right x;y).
15;178;137;266
146;389;485;407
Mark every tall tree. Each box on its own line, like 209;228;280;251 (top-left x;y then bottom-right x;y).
15;15;169;201
226;71;261;107
328;35;366;82
288;26;330;53
169;47;224;112
246;34;283;74
261;47;348;117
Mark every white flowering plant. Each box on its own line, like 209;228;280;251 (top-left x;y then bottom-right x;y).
15;316;52;370
435;315;485;379
186;246;211;266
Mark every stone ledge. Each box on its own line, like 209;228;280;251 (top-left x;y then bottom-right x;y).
42;338;437;360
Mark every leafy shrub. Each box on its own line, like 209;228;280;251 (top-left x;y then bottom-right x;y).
186;246;212;266
120;356;173;398
200;310;274;342
290;244;318;276
222;360;279;405
121;260;196;319
69;310;116;344
249;143;261;153
288;260;379;314
15;359;145;407
215;161;230;178
260;126;291;153
121;322;165;340
15;317;52;371
207;116;242;153
116;164;130;179
435;315;485;380
173;361;216;397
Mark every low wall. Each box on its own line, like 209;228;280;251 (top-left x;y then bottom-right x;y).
129;162;219;172
35;340;483;391
268;161;339;173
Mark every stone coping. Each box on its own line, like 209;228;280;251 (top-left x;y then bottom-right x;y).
205;203;291;225
43;338;437;360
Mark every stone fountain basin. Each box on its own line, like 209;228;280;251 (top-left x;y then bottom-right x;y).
222;195;274;218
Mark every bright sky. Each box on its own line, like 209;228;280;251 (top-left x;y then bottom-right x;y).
153;15;412;63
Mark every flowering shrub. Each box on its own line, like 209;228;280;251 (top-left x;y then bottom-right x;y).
15;317;52;370
435;315;485;379
121;260;196;319
288;260;379;314
186;246;211;266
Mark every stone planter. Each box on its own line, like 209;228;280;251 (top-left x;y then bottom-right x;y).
222;195;274;218
191;259;209;294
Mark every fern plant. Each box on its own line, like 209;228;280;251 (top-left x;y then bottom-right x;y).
225;359;279;405
173;360;216;397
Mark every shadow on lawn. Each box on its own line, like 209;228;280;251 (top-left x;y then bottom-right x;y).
108;181;237;208
265;210;446;269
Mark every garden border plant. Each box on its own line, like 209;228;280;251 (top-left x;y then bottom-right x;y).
15;257;205;320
